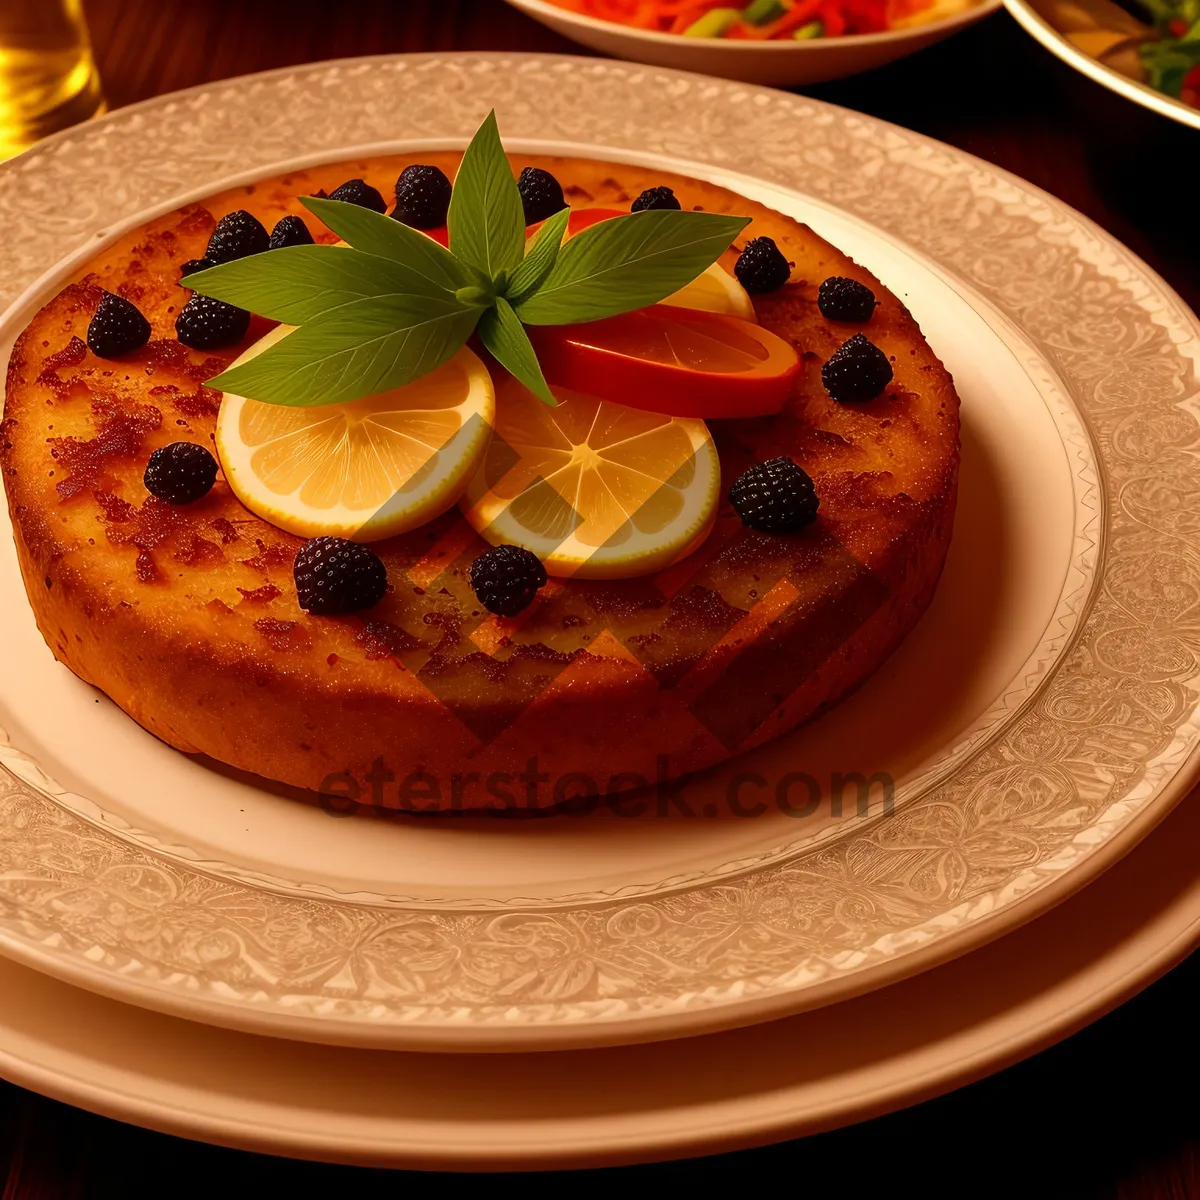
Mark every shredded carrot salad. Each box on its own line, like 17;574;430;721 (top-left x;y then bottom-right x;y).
544;0;968;37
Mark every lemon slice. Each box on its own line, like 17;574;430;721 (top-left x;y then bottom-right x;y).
461;375;720;579
663;263;756;322
216;325;495;543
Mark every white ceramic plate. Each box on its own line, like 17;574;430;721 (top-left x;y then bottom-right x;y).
503;0;1002;85
0;53;1198;1052
1005;0;1200;132
0;781;1195;1170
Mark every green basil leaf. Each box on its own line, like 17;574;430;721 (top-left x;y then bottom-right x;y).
187;244;482;325
514;210;750;326
506;207;570;307
477;296;557;407
301;196;476;291
447;110;526;283
206;296;481;407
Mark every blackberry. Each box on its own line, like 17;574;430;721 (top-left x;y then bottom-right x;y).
268;215;314;250
729;456;819;534
179;257;215;279
469;544;547;617
392;165;453;229
517;167;566;225
734;237;791;294
821;334;893;403
205;210;269;264
144;442;218;505
294;537;388;616
175;294;251;350
631;186;681;213
818;276;877;323
86;292;151;359
329;178;387;214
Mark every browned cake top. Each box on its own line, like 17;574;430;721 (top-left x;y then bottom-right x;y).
2;154;959;732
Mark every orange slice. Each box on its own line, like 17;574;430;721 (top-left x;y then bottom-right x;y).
461;374;720;579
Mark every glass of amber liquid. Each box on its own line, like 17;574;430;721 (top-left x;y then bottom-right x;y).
0;0;104;160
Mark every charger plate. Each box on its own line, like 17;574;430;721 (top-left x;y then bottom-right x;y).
0;53;1198;1051
0;785;1195;1169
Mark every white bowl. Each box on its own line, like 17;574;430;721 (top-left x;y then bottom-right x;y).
503;0;1002;85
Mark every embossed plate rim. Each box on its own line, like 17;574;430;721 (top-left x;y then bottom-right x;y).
0;785;1195;1168
0;53;1197;1051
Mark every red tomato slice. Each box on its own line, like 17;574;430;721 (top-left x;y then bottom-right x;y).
528;207;626;239
426;208;621;250
526;305;800;419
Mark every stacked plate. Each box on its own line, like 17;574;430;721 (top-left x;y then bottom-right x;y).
0;53;1197;1170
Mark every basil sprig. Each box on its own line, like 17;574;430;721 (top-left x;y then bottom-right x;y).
514;208;754;326
191;113;750;408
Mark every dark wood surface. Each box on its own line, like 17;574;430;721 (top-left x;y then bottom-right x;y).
0;0;1195;1192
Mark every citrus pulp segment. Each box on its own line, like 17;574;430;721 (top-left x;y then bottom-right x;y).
663;262;756;321
461;375;721;579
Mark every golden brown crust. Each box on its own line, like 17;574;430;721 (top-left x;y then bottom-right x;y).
1;154;959;809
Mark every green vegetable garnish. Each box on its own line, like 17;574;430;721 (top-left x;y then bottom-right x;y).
1135;0;1198;25
1131;0;1200;98
188;113;748;408
683;7;743;36
513;208;749;326
1140;39;1200;96
742;0;787;24
794;20;825;38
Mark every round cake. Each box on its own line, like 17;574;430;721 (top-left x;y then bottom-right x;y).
1;153;960;810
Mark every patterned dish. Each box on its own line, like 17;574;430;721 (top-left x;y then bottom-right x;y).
0;52;1197;1051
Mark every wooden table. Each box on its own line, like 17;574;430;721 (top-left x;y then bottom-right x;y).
0;0;1194;1192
